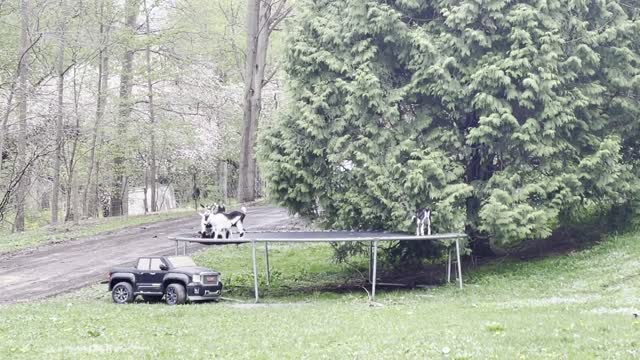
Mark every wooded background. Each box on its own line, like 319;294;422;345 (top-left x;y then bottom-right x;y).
2;0;639;261
0;0;290;231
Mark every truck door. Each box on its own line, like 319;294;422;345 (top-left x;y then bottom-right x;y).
135;257;151;286
138;258;166;293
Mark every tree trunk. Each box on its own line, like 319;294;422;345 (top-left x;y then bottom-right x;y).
223;161;228;202
72;173;79;224
464;143;496;256
237;0;285;203
0;10;45;174
64;66;81;222
0;82;16;173
122;177;129;215
237;0;261;203
51;0;66;225
83;0;110;218
249;5;270;198
111;0;138;217
144;0;157;212
143;168;149;214
14;0;30;232
94;160;101;217
192;172;198;211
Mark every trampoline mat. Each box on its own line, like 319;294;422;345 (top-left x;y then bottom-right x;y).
169;231;466;244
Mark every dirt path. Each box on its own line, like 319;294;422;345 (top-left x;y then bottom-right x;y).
0;206;291;304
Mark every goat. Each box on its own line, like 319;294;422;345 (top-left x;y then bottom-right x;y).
198;203;230;238
212;203;225;214
210;206;247;239
198;204;214;238
411;208;432;236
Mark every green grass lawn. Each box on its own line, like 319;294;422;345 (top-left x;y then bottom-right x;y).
1;232;639;359
0;209;195;254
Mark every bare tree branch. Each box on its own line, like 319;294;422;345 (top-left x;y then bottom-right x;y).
0;145;53;222
218;1;246;81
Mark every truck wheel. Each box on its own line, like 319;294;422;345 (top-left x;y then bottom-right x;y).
112;282;134;304
142;295;163;302
165;283;186;305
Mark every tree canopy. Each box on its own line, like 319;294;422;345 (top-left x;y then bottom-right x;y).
261;0;640;253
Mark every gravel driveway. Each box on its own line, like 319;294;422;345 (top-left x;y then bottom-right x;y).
0;205;291;304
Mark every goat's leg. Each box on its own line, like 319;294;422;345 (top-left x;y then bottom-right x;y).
236;221;245;237
427;219;431;235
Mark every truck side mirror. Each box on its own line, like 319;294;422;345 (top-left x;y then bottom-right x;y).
159;264;168;271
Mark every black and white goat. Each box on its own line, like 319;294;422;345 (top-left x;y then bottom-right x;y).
210;206;247;239
411;208;432;236
198;203;226;238
212;203;225;214
198;204;214;238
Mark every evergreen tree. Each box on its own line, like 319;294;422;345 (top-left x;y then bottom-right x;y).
261;0;640;254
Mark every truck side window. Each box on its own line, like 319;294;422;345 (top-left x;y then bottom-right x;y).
150;258;165;271
137;258;150;270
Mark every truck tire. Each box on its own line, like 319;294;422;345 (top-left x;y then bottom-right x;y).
112;282;134;304
165;283;186;305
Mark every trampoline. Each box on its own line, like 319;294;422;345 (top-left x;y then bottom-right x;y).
168;231;468;302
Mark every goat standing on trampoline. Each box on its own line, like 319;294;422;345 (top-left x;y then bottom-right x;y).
209;206;247;239
198;203;226;238
412;208;431;236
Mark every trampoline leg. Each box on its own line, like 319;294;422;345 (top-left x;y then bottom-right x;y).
252;240;259;303
265;242;271;286
447;248;452;283
368;242;373;283
372;240;378;301
456;238;463;289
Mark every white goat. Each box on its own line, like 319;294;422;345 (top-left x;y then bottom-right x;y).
210;206;247;239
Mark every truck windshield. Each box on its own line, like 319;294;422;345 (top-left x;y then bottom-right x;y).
166;256;197;268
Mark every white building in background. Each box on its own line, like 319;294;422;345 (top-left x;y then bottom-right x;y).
128;184;177;215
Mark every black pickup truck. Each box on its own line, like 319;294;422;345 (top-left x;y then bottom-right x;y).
108;256;222;305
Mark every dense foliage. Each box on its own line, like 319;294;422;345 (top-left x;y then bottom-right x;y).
262;0;640;253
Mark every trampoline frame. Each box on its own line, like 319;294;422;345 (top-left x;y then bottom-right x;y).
169;231;467;303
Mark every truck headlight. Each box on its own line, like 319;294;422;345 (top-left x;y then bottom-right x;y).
192;274;201;283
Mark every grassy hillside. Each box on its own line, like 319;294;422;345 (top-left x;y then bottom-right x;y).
1;232;639;359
